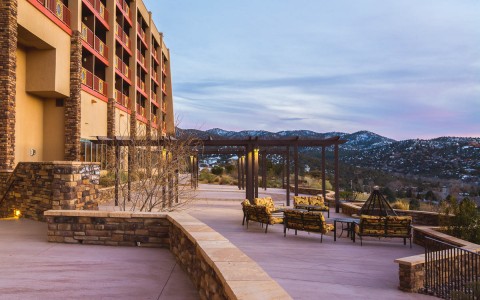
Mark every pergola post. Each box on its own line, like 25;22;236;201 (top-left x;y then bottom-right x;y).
253;147;259;198
286;146;290;206
246;145;253;202
262;150;267;190
114;138;119;206
322;146;326;199
294;141;299;196
334;144;340;213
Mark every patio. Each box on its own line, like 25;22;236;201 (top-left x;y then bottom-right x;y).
182;184;436;299
0;218;198;300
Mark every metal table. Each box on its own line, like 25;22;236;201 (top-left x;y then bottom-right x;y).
333;217;359;242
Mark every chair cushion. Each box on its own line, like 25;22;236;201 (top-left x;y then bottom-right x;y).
254;197;275;211
293;196;309;207
308;196;325;206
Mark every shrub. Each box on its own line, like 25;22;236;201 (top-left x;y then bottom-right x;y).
409;199;420;210
211;166;224;176
391;200;409;210
444;197;480;244
199;170;217;183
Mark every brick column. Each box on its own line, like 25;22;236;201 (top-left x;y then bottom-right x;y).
64;30;82;161
106;97;116;170
0;0;17;170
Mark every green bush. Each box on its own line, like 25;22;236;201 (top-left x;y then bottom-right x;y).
409;199;420;210
211;166;224;176
444;197;480;244
199;170;217;183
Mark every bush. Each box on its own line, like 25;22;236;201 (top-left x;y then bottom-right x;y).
444;197;480;244
409;199;420;210
391;200;409;210
199;170;217;183
211;166;224;176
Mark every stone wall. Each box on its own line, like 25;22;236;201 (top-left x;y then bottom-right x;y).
45;211;170;247
0;162;100;220
45;210;292;300
0;0;17;171
64;30;82;161
340;202;446;226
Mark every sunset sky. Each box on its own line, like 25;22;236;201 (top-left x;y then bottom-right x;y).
145;0;480;140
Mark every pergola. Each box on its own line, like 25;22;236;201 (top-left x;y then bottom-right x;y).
94;135;347;212
192;136;347;212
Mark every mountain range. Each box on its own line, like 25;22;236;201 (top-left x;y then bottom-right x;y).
177;128;480;184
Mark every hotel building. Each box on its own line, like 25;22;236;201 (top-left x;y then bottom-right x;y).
0;0;174;171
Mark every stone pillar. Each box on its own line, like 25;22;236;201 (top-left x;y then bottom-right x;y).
0;0;18;171
64;30;82;161
106;97;116;170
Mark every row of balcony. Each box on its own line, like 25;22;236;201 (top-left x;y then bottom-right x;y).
116;0;131;20
136;76;146;92
81;23;108;60
115;56;131;79
37;0;71;26
115;23;131;49
115;90;130;108
83;0;109;24
81;67;107;96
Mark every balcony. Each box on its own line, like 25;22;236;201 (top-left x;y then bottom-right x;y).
162;66;167;76
115;0;131;22
152;49;159;64
136;104;146;117
137;49;146;71
114;56;131;80
162;83;167;95
115;23;131;51
137;24;147;47
162;102;167;113
38;0;71;27
136;76;146;91
81;23;108;61
115;90;130;108
151;69;158;84
81;67;107;96
83;0;109;25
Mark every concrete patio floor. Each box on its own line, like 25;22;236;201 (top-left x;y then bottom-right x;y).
0;218;198;300
183;184;436;300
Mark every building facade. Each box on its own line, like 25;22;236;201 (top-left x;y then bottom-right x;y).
0;0;174;171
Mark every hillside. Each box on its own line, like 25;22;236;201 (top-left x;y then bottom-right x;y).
177;128;480;183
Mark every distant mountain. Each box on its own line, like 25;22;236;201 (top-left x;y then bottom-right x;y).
177;128;480;183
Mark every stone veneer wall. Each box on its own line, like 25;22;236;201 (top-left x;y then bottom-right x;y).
0;0;17;171
64;30;82;161
0;162;100;220
45;210;292;300
340;202;446;226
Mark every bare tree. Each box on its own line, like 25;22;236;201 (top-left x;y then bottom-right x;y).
111;123;201;212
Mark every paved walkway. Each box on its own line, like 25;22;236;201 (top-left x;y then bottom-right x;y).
0;218;198;300
183;184;436;299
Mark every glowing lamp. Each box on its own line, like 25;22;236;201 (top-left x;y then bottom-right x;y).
14;209;21;217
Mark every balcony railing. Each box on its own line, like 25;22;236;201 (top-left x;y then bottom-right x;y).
136;104;146;117
137;24;146;43
151;69;158;82
151;92;158;103
137;76;145;92
115;56;130;79
162;102;167;113
83;0;109;24
115;23;130;49
152;49;159;63
162;83;167;95
81;23;108;60
162;66;167;76
115;90;130;107
137;49;145;67
115;0;131;20
152;115;157;125
81;67;107;96
39;0;71;26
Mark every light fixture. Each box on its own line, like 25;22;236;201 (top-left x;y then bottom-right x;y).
91;99;97;104
14;209;21;218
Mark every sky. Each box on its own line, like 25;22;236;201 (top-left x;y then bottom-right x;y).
144;0;480;140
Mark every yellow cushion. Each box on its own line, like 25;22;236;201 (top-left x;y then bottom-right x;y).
241;199;250;207
293;196;309;206
308;196;324;206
